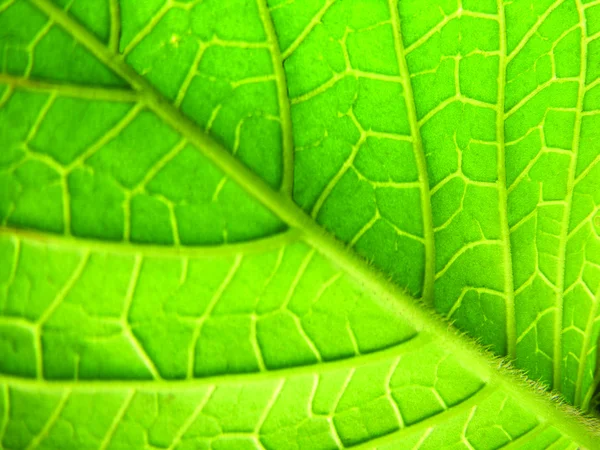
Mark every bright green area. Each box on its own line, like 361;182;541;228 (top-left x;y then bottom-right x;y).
0;236;416;380
0;235;575;450
0;91;284;244
277;0;600;411
0;0;600;448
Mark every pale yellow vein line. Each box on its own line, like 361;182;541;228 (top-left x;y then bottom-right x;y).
18;145;64;175
548;436;575;450
418;96;458;126
563;441;583;450
388;0;436;303
24;91;56;143
34;251;89;378
584;0;600;9
250;314;267;371
131;138;188;194
404;10;499;55
65;103;143;172
0;85;13;108
0;316;35;330
25;16;53;77
257;0;295;195
3;236;20;299
0;73;139;102
310;120;366;219
0;0;15;14
166;386;215;450
435;240;502;281
411;428;434;450
306;373;319;418
497;0;517;360
255;379;285;434
25;389;71;450
350;384;497;450
504;78;578;119
404;11;458;54
582;363;600;410
506;0;565;61
385;357;405;427
501;424;550;450
574;152;600;184
174;43;206;108
187;254;243;379
327;369;354;444
122;255;162;380
556;0;588;395
575;290;600;407
36;252;89;327
282;248;315;308
292;313;323;362
121;3;170;56
292;73;344;105
98;390;135;450
586;77;600;91
281;0;336;60
62;175;71;236
349;211;379;247
461;405;478;448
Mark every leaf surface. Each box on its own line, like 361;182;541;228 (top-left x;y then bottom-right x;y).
0;0;599;448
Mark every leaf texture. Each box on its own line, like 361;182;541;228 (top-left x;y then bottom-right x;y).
0;0;599;448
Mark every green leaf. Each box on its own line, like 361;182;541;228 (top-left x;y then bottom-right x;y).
0;0;599;448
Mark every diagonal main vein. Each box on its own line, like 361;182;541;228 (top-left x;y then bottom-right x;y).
21;1;600;445
27;0;433;341
25;0;430;325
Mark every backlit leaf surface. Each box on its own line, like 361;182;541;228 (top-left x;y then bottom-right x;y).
0;0;600;448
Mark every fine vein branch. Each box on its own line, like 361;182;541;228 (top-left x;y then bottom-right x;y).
22;0;600;447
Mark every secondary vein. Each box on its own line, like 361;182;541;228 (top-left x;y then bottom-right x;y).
256;0;295;196
0;333;431;389
388;0;436;304
0;73;139;102
568;0;590;405
351;384;497;450
497;0;517;361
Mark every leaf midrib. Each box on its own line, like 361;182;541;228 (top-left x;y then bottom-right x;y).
16;0;600;446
